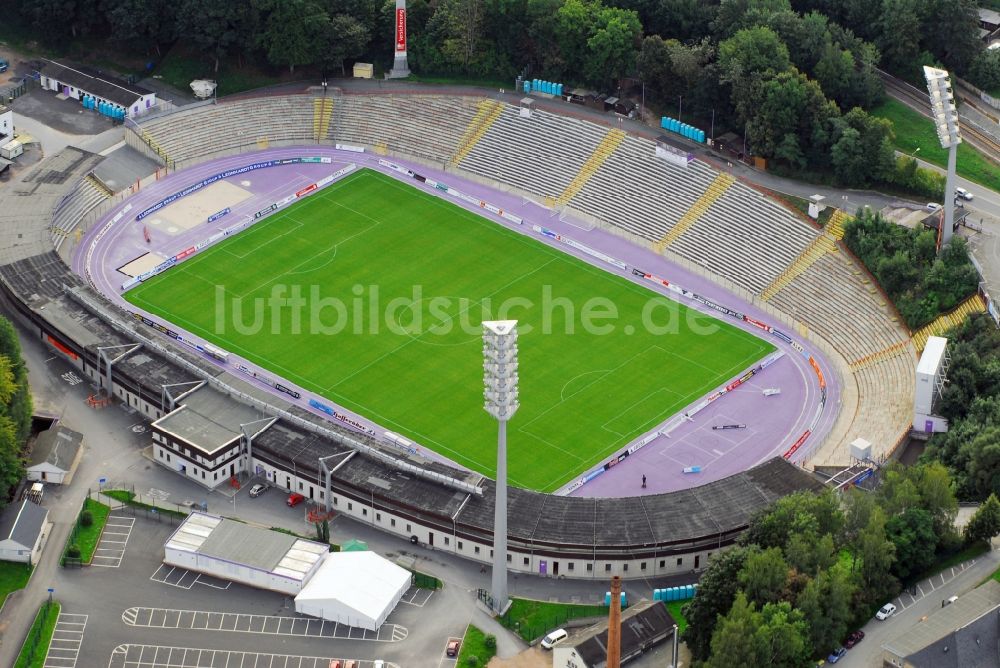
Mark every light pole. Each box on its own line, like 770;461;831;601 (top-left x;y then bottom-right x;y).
483;319;519;615
678;96;683;122
924;65;961;245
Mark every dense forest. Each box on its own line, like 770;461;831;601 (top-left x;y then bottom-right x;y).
0;316;33;510
8;0;998;193
682;465;974;666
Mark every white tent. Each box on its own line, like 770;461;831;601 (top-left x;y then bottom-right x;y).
294;551;412;630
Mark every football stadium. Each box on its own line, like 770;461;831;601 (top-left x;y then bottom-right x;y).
0;91;915;578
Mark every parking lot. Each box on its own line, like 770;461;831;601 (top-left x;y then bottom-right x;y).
150;564;231;590
399;588;434;607
92;516;135;568
107;644;398;668
43;613;87;668
123;607;407;642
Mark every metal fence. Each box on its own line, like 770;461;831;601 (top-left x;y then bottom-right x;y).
18;599;57;666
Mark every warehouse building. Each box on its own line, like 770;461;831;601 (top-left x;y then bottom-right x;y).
38;59;156;119
163;512;327;595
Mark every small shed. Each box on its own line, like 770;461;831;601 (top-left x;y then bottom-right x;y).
353;63;374;79
0;500;49;564
27;426;83;485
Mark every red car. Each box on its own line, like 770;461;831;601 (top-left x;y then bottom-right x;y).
845;630;865;648
287;493;305;507
446;640;461;657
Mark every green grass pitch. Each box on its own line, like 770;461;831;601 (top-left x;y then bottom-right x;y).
126;168;773;491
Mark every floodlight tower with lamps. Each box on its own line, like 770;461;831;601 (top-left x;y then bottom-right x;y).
923;65;961;245
483;319;519;614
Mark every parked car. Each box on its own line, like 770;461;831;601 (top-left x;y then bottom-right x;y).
248;484;267;498
287;492;305;507
0;59;8;74
541;628;568;649
328;661;341;668
876;602;897;620
956;187;974;200
827;647;847;663
845;630;865;648
926;202;942;212
446;639;461;657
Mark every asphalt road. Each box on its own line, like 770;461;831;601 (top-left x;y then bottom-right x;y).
835;543;1000;668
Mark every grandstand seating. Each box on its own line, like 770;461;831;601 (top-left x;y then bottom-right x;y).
50;176;109;251
912;294;987;351
555;128;626;206
313;98;333;141
450;99;505;166
459;106;608;200
654;172;735;252
760;235;838;301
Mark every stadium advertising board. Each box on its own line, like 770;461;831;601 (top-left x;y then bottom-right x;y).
235;363;303;399
308;399;375;435
136;158;331;220
783;430;811;459
395;8;406;52
533;225;627;270
207;207;231;223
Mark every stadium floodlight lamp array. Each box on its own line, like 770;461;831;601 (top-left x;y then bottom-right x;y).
923;66;961;149
923;66;961;245
483;319;519;614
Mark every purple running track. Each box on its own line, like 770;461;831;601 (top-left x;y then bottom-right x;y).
75;147;840;498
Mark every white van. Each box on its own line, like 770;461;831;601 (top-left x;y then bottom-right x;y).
541;628;568;649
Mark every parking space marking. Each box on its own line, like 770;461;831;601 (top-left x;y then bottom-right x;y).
92;516;134;567
399;587;434;607
122;607;407;642
892;558;978;612
109;645;400;668
44;613;87;668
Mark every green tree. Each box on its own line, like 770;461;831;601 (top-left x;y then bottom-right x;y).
584;6;642;86
857;506;898;604
797;568;856;655
255;0;329;73
718;26;792;123
705;591;767;667
738;547;789;606
105;0;178;55
969;48;1000;90
965;494;1000;544
877;0;924;74
682;546;752;662
885;507;938;581
320;14;371;75
757;601;811;667
178;0;259;72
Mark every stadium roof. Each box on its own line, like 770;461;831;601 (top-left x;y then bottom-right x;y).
152;386;266;455
166;512;326;581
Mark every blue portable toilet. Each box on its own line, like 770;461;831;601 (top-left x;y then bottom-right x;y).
534;78;540;91
546;81;553;94
604;591;611;605
621;591;627;607
686;584;694;598
523;81;531;94
556;83;563;96
98;101;105;115
664;587;674;601
656;588;665;601
671;118;680;133
119;107;126;120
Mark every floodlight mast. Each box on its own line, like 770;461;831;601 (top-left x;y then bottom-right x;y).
923;66;962;246
483;319;519;614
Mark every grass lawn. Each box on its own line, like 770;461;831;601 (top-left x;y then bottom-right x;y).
871;98;1000;194
155;46;287;98
665;600;689;633
70;498;110;564
125;168;771;492
14;600;60;668
500;597;611;641
456;624;497;666
0;560;33;606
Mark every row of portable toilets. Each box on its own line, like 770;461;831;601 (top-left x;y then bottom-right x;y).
81;95;126;120
604;591;628;606
524;79;564;96
660;116;706;143
654;584;698;602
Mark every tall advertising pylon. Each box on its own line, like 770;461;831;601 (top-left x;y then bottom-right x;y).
389;0;410;78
